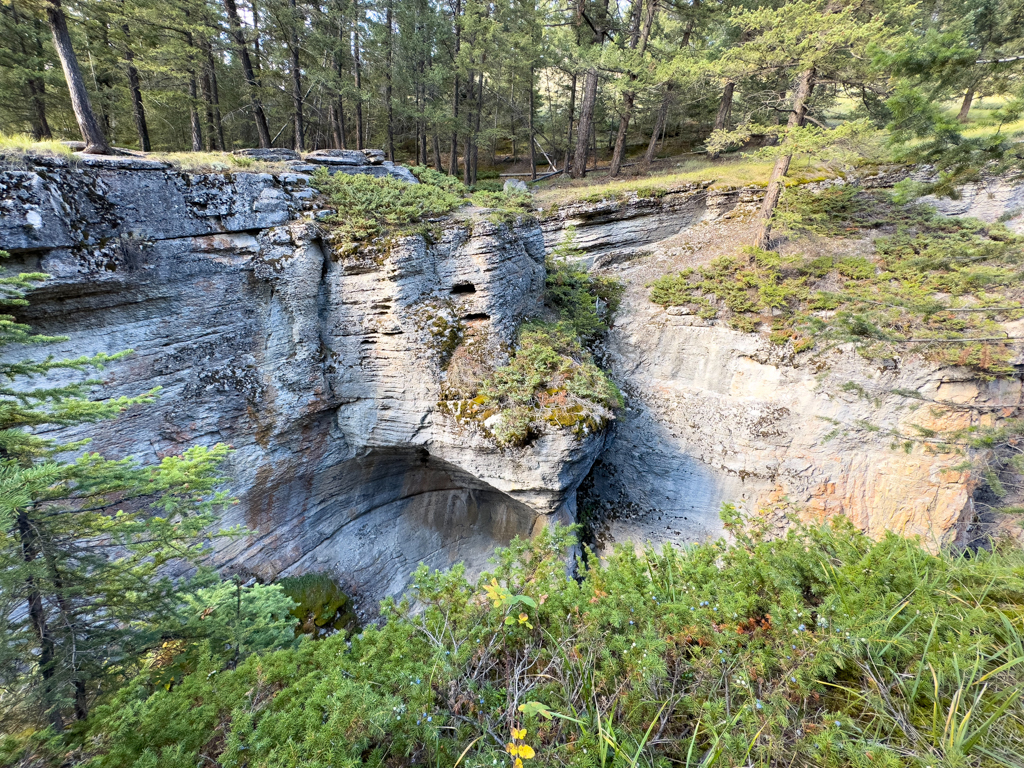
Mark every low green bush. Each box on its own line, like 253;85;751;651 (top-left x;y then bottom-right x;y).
33;513;1024;768
649;190;1024;375
480;322;622;446
546;227;624;341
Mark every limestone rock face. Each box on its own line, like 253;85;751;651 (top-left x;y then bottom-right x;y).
0;162;604;614
556;186;1011;553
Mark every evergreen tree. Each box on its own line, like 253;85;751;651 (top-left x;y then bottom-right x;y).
0;252;232;730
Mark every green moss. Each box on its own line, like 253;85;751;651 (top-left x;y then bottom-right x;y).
277;573;357;639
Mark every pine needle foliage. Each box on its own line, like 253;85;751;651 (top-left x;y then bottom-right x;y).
0;250;233;732
39;512;1024;768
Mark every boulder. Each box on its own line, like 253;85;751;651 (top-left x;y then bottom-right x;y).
504;179;528;193
233;148;301;162
304;149;368;166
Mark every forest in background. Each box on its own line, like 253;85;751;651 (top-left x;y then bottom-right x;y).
1;0;1022;188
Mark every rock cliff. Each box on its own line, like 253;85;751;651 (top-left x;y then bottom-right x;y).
0;155;604;614
544;180;1023;554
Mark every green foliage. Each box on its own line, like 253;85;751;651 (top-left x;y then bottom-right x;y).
0;250;234;731
311;168;466;244
649;190;1024;374
60;516;1024;768
545;227;624;341
277;572;357;639
479;322;622;447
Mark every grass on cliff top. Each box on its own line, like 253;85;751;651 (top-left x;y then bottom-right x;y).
649;185;1024;376
311;165;533;250
531;153;841;210
23;511;1024;768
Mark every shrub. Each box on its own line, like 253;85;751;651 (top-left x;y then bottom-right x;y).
311;168;465;242
545;227;623;341
649;190;1024;375
65;515;1024;768
480;322;622;446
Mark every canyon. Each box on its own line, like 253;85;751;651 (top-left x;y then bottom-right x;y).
2;152;1021;614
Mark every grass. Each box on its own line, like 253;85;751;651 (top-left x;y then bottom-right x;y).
147;151;293;175
532;154;841;210
649;185;1024;376
16;512;1024;768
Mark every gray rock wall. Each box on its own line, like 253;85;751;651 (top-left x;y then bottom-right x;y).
0;159;604;615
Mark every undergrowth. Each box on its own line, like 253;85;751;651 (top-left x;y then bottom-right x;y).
15;513;1024;768
310;166;532;251
648;186;1024;375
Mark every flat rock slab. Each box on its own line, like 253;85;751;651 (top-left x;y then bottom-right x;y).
233;148;301;162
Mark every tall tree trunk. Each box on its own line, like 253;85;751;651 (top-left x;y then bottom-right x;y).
46;0;109;154
385;1;394;160
288;0;304;151
432;132;443;171
713;80;734;132
754;67;815;250
609;0;658;177
223;0;271;147
463;73;473;185
9;4;53;140
198;19;226;152
198;42;220;152
706;81;735;159
472;66;483;184
957;86;975;123
449;0;462;176
529;67;537;180
184;18;203;153
122;27;150;151
188;71;203;151
18;512;62;732
571;69;599;178
564;73;576;172
353;25;364;150
642;83;673;169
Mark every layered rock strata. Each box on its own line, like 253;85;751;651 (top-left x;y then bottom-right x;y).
0;157;603;613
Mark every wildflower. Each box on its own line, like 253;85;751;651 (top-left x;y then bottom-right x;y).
798;624;806;631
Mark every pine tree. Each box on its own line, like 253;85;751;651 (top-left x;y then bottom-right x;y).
0;252;232;730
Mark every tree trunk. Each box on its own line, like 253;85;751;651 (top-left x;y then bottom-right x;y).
9;4;52;140
705;81;735;159
188;72;203;151
18;512;63;732
571;68;599;178
713;80;734;132
198;44;220;151
353;25;364;150
384;1;395;160
642;84;673;169
564;73;576;172
121;27;150;151
473;66;483;184
288;0;305;151
204;43;225;150
46;0;109;154
432;133;443;171
609;0;658;177
529;67;537;180
957;86;975;123
754;67;815;250
223;0;271;147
